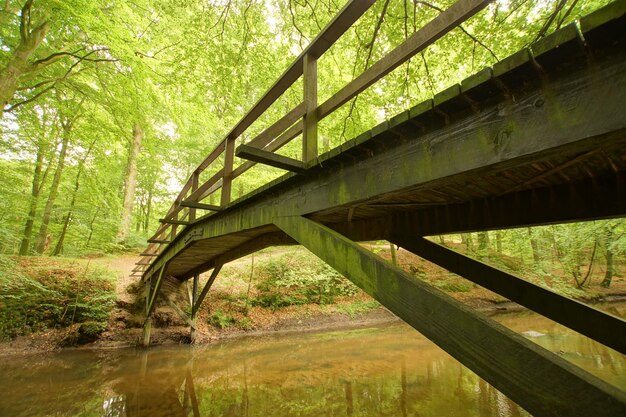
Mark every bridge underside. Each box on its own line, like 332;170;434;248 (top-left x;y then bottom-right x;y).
142;5;626;417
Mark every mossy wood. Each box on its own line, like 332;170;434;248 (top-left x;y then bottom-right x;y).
391;236;626;355
275;216;626;417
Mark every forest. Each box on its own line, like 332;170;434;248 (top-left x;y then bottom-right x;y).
1;0;625;334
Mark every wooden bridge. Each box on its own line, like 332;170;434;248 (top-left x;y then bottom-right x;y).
134;1;626;416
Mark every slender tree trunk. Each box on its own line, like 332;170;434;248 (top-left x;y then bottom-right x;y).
528;228;541;266
85;207;100;249
117;123;143;243
478;232;489;251
53;141;93;255
35;124;70;253
601;225;616;288
19;136;46;255
495;230;502;254
143;187;153;231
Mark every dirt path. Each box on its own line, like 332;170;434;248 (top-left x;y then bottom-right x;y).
92;254;139;304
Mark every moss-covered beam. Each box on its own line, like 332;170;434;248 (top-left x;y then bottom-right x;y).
391;235;626;354
275;215;626;417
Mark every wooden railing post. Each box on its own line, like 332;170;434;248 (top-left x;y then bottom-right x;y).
221;137;235;205
189;172;199;222
303;53;318;163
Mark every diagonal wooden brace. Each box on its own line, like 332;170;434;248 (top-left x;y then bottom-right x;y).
192;265;222;317
390;235;626;354
274;215;626;417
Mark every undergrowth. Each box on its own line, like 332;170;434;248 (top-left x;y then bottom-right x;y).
0;256;116;341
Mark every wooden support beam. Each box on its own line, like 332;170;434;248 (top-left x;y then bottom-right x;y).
191;274;199;343
391;236;626;354
189;172;199;222
274;216;626;417
164;297;197;330
184;169;224;204
180;201;222;211
303;53;318;162
146;265;166;318
246;103;305;149
192;265;222;317
236;144;307;173
318;0;491;119
221;138;235;206
159;219;190;226
140;253;159;257
147;239;171;244
232;121;304;180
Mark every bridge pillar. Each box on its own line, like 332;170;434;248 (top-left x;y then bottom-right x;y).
190;274;199;343
141;279;152;348
275;215;626;417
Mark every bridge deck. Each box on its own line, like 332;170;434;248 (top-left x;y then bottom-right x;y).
145;4;626;281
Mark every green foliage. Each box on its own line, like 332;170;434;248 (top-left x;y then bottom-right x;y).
207;309;235;329
254;254;359;310
0;256;116;340
335;299;380;318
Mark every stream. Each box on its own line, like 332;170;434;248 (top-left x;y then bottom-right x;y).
1;305;625;417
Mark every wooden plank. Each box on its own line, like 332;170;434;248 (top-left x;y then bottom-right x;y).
164;297;196;330
189;173;199;222
159;219;190;226
246;103;305;149
147;239;171;244
221;139;235;206
140;253;159;257
232;121;304;179
303;53;318;162
275;216;626;417
192;265;222;317
180;201;222;211
236;144;306;173
317;0;491;119
146;265;166;317
184;168;224;204
197;141;226;171
391;236;626;354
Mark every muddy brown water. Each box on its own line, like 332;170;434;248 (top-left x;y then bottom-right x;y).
1;306;625;417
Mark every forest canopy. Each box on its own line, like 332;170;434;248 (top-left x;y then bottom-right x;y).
0;0;622;274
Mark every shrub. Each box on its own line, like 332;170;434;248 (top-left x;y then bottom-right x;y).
254;256;359;309
0;256;116;341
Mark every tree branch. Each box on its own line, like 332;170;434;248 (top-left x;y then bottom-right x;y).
414;1;498;61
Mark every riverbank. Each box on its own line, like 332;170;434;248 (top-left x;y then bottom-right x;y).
1;243;625;355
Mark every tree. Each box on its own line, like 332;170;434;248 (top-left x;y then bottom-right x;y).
117;123;143;243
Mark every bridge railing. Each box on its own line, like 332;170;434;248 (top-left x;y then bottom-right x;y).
134;0;492;276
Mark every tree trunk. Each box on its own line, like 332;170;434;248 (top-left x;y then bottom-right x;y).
478;232;489;251
85;207;100;249
53;141;93;255
495;230;503;254
19;136;46;255
35;123;70;254
117;123;143;243
0;1;50;109
528;228;541;266
144;186;153;231
601;225;616;288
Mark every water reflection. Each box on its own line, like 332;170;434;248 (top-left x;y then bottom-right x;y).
0;307;625;417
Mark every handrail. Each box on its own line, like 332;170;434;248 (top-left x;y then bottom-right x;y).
139;0;492;273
